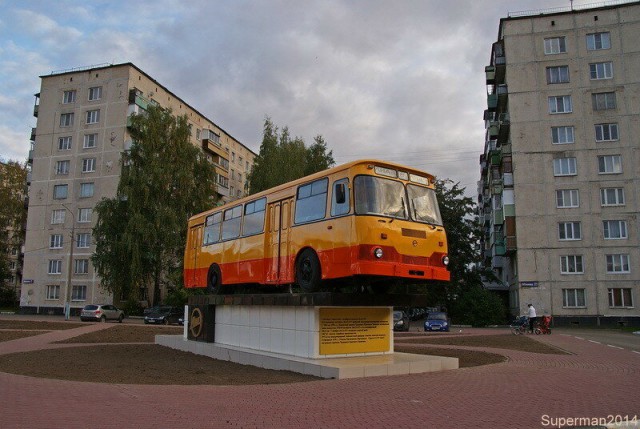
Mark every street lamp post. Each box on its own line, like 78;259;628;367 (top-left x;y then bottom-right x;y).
62;204;75;321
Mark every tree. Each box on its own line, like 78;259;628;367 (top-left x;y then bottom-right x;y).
428;179;507;326
248;117;334;193
92;105;218;306
0;161;27;301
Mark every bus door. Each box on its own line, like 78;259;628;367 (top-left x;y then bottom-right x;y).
266;198;293;284
188;224;203;287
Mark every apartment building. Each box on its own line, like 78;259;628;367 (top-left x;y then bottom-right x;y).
20;63;256;314
478;1;640;325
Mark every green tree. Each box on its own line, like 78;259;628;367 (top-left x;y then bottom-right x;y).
92;105;218;306
248;117;334;193
430;179;507;326
0;161;27;300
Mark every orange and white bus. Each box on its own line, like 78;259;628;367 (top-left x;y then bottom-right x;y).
184;160;449;293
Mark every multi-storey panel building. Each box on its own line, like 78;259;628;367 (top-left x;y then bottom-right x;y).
20;63;256;314
479;1;640;325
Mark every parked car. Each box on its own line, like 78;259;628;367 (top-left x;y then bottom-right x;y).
393;311;410;332
80;304;124;323
424;311;450;332
143;305;161;316
144;306;183;325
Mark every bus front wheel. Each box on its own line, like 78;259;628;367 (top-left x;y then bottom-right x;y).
207;265;222;295
296;249;321;293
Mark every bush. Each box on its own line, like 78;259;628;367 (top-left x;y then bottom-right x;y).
451;285;508;327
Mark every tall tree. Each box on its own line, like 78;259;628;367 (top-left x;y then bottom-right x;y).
248;117;334;194
92;105;218;306
0;161;27;294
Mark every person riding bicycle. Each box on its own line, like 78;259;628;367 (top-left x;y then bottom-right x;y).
527;304;537;333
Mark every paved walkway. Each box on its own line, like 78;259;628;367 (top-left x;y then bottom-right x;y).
0;324;639;429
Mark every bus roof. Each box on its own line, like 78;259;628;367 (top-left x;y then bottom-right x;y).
189;159;437;222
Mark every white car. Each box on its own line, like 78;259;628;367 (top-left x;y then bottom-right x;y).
80;304;124;323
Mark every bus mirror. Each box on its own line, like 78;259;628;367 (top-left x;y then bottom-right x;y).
335;183;346;204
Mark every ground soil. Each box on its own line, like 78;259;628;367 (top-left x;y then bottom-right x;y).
0;320;567;385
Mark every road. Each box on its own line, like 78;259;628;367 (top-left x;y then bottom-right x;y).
554;327;640;352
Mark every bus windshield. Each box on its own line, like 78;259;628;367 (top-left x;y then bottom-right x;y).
407;184;443;226
354;175;442;225
354;175;407;219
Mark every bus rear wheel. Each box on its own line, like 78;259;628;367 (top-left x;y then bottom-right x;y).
207;265;222;295
296;249;321;293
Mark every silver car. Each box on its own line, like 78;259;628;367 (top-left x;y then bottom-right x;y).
80;304;124;323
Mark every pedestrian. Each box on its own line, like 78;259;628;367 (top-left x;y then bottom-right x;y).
527;304;537;333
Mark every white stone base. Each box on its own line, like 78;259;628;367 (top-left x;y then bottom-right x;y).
156;334;459;379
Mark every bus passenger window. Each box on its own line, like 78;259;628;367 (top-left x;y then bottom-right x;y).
242;197;266;236
331;179;350;217
294;178;328;224
221;205;242;240
203;212;222;245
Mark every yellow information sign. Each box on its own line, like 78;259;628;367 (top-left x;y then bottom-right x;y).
319;307;391;355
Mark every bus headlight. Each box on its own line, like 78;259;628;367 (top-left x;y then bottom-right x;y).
373;247;384;259
442;256;450;266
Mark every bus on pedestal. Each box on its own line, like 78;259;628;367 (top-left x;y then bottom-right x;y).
184;160;449;294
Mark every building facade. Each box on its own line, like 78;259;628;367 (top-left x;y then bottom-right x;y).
478;1;640;325
20;63;256;314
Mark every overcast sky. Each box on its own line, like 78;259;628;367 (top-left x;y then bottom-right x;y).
0;0;599;194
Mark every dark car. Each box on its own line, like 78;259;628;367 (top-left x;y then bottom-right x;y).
393;311;410;332
424;312;450;332
80;304;124;323
143;306;183;325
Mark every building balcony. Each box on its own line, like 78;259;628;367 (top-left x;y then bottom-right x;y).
30;128;36;142
497;85;508;110
485;66;496;84
492;208;504;225
27;149;33;164
506;236;517;254
487;93;498;110
33;104;39;118
128;88;150;110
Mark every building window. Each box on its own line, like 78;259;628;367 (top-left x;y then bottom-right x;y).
595;123;618;142
552;126;574;144
556;189;579;208
58;136;72;150
71;285;87;301
217;174;229;189
55;160;70;175
558;222;581;240
608;288;632;308
606;254;630;273
83;133;97;148
592;92;616;110
553;157;577;176
82;158;96;173
88;86;102;101
79;182;94;198
563;289;586;308
546;66;569;84
53;184;68;199
50;234;63;249
86;110;100;124
548;95;572;114
76;233;91;248
603;220;627;239
62;90;76;104
51;209;66;224
231;169;235;180
590;62;613;80
560;255;584;274
587;32;611;50
239;156;243;165
544;36;567;54
48;260;62;275
74;259;90;274
78;208;92;223
46;285;60;300
600;188;625;206
60;113;74;127
597;155;622;174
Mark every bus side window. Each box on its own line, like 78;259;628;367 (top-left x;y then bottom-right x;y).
331;178;350;217
221;205;242;240
203;212;222;246
294;178;328;224
242;197;266;236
